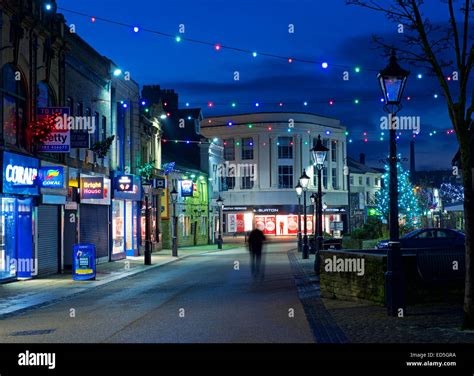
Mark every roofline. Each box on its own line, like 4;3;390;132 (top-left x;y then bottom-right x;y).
202;111;342;122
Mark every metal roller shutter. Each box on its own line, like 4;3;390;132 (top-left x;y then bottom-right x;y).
80;205;109;262
37;205;60;276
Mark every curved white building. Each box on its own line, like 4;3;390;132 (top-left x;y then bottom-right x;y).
201;112;349;237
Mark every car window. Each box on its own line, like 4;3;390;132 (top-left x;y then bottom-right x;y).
415;230;435;239
436;230;456;238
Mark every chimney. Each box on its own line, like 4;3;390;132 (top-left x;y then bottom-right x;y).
359;153;366;165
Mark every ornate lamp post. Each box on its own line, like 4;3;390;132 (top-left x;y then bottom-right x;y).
378;50;409;316
170;186;179;257
216;196;224;249
310;193;317;254
142;181;152;265
299;169;310;259
295;183;303;253
311;135;328;275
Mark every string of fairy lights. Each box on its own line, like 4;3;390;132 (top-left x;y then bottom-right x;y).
53;5;458;144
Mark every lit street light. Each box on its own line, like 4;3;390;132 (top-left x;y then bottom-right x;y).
216;196;224;249
299;169;310;259
378;49;409;316
311;135;328;275
142;181;152;265
295;183;303;253
170;186;179;257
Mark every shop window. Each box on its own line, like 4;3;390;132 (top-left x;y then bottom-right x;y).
0;64;27;147
241;137;254;160
278;165;293;189
112;200;125;255
278;137;293;159
200;216;207;235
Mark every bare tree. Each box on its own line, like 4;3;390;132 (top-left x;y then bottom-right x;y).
347;0;474;328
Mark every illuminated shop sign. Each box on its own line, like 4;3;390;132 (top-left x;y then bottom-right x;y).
2;152;39;195
115;175;133;192
38;167;64;188
180;180;193;197
81;177;104;199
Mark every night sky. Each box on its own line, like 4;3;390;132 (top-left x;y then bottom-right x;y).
57;0;466;170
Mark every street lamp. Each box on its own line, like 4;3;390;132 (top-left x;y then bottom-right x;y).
378;49;409;316
295;183;303;253
170;186;179;257
142;181;152;265
216;196;224;249
310;193;317;254
311;135;328;275
299;169;310;259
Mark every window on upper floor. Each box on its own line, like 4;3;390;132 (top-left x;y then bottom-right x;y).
241;137;254;160
366;177;371;186
332;167;338;190
278;137;293;159
359;176;363;185
0;64;27;148
224;138;235;161
278;165;293;189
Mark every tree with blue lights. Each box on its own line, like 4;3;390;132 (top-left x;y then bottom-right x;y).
375;163;421;228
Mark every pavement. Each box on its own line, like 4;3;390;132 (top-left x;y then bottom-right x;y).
290;249;474;343
0;243;239;318
0;242;314;343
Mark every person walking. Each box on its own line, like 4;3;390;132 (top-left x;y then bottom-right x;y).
247;227;266;281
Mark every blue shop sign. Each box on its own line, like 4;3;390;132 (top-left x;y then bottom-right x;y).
2;152;39;195
180;179;193;197
38;166;64;188
113;175;142;200
73;244;96;281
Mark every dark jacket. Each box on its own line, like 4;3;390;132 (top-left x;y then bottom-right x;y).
248;229;266;254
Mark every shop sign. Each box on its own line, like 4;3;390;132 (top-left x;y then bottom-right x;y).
113;175;141;201
154;177;166;189
2;152;39;195
73;244;96;281
115;175;134;192
38;167;64;188
81;177;104;199
37;107;71;153
180;180;193;197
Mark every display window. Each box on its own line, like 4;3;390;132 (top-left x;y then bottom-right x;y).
0;197;33;281
112;200;125;255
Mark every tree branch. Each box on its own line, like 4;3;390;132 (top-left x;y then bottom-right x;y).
448;0;463;68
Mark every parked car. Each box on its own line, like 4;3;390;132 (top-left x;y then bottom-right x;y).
375;228;465;251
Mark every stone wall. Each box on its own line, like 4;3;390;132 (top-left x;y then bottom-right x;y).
320;250;464;305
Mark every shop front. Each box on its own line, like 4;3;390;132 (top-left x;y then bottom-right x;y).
79;173;111;264
37;162;67;276
223;205;313;236
111;173;141;259
0;151;39;282
223;205;347;237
